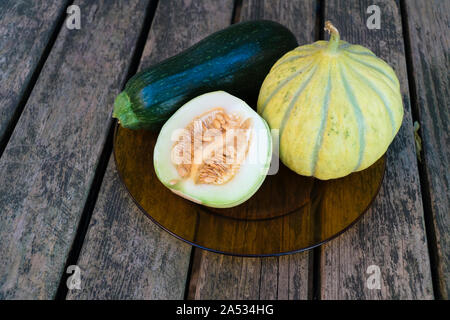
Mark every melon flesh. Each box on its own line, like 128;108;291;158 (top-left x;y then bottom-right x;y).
154;91;272;208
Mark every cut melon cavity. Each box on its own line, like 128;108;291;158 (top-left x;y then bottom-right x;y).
154;91;272;208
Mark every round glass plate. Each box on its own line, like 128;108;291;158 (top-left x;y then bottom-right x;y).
113;124;386;257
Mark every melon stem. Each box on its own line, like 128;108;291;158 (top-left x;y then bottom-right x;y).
324;21;340;53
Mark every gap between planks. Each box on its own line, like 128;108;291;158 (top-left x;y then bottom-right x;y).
311;0;325;300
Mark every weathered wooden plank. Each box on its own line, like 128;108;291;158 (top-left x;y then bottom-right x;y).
0;0;70;148
0;0;151;299
404;0;449;299
190;249;312;299
319;0;434;299
67;0;235;300
189;0;317;300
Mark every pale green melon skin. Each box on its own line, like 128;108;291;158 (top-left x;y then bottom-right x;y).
258;40;403;180
154;91;272;208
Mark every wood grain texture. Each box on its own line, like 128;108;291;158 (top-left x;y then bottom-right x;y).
189;0;318;300
404;0;449;299
0;0;70;146
319;0;434;299
67;0;235;300
0;0;150;299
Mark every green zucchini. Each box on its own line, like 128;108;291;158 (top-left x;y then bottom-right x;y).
113;20;298;130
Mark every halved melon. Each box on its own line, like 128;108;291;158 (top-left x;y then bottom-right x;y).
154;91;272;208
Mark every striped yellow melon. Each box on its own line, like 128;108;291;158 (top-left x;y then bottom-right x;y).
258;22;403;180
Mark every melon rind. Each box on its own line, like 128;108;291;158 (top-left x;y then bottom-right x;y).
258;38;403;180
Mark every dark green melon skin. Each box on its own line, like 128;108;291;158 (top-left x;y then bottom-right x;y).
113;20;298;130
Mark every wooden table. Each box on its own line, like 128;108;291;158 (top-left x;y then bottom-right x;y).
0;0;447;300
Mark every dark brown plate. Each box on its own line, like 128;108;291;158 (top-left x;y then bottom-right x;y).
113;124;386;257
